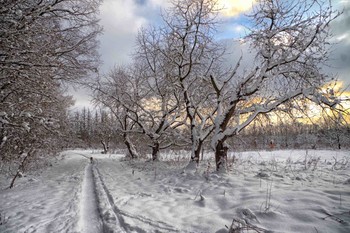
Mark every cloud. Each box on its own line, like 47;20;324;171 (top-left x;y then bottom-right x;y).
97;0;257;72
147;0;170;8
72;0;165;107
329;0;350;85
98;0;164;72
134;0;147;5
217;0;256;17
98;0;144;70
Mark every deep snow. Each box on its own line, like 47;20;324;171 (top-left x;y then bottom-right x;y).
0;149;349;233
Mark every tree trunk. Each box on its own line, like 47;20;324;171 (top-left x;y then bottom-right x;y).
123;133;139;159
215;139;228;172
186;140;203;170
9;171;21;189
336;134;341;150
101;140;109;154
191;140;203;164
9;150;31;189
151;142;160;161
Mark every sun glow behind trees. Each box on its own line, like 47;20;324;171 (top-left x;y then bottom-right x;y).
226;81;350;126
141;80;350;127
217;0;256;17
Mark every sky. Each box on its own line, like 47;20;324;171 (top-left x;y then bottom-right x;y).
72;0;350;108
98;0;259;71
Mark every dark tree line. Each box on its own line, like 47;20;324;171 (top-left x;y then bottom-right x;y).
68;107;124;153
228;116;350;151
68;106;350;158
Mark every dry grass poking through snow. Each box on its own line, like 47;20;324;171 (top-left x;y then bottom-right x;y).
103;150;350;232
0;149;349;233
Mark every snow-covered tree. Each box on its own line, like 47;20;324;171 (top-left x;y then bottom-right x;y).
93;0;340;170
95;109;114;154
0;0;102;187
209;0;340;171
94;64;185;160
138;0;340;170
136;0;225;165
93;67;141;159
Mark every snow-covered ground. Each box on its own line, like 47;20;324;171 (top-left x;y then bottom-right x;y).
1;149;350;232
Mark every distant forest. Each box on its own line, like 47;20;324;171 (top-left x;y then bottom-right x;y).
68;107;350;155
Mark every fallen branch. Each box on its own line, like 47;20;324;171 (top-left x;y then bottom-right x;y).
322;210;350;224
227;218;267;233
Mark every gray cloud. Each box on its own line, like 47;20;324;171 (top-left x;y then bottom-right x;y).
72;0;164;107
98;0;164;72
329;1;350;86
73;0;350;107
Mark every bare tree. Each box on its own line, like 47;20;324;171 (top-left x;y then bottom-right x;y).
209;0;340;171
136;0;225;165
93;67;141;159
92;0;340;170
96;110;114;154
318;88;350;150
93;63;185;160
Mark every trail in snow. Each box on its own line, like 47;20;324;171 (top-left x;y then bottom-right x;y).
79;163;103;233
93;164;128;233
1;150;349;233
94;163;180;233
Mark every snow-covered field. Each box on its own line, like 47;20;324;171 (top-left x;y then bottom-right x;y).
1;149;350;233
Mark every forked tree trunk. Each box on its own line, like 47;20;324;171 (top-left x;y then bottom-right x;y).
123;133;139;159
215;139;229;172
101;140;109;154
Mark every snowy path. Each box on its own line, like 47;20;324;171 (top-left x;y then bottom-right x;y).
93;163;127;233
94;161;182;233
1;149;350;233
78;163;103;233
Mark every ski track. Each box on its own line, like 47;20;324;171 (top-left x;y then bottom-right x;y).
79;163;103;233
92;163;128;233
94;163;180;232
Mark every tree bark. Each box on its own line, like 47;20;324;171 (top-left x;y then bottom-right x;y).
215;139;228;172
9;150;31;189
336;134;341;150
191;140;203;164
151;142;160;161
9;171;21;189
186;140;203;170
123;133;139;159
101;140;109;154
